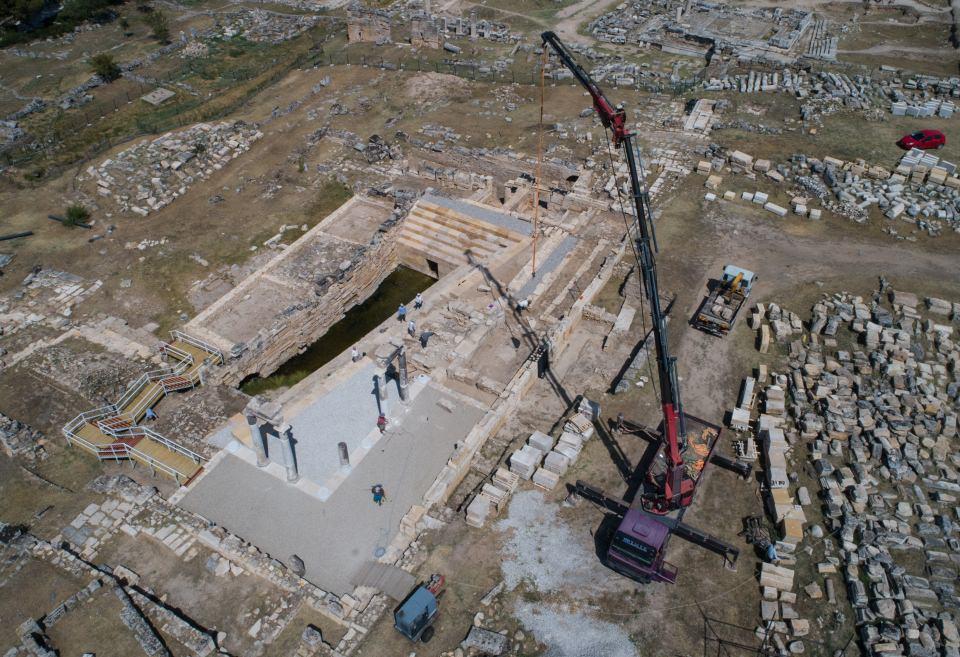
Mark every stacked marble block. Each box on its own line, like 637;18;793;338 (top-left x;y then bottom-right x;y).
466;466;520;528
509;412;595;491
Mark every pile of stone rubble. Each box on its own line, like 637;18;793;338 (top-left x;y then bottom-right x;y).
467;401;598;527
82;121;263;217
703;68;959;125
218;8;321;43
695;143;960;236
739;284;960;656
0;413;47;460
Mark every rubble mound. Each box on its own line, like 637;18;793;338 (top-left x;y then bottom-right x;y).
218;8;321;43
0;413;47;460
748;283;960;655
82;121;263;217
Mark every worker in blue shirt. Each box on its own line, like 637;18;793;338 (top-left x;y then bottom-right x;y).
397;303;407;321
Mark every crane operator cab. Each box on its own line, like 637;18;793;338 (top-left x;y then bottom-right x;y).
605;509;678;585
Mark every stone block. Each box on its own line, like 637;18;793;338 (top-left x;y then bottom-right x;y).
764;202;788;217
803;582;822;599
730;407;751;431
926;297;952;315
730;150;754;168
528;431;555;452
760;600;779;620
532;467;560;490
759;324;771;354
543;451;570;476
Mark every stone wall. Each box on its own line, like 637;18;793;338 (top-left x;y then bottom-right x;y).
218;235;399;386
347;5;391;44
380;240;627;563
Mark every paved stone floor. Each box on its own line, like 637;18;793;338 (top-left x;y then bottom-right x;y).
261;361;391;487
178;383;484;595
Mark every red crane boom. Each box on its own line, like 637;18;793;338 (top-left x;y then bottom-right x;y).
541;31;693;512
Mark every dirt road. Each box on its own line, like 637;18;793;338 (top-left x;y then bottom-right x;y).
552;0;623;44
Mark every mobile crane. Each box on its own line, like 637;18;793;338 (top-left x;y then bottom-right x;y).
542;30;694;513
541;31;743;584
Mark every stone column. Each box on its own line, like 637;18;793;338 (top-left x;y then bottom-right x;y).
278;423;299;483
397;347;409;402
246;414;268;468
338;442;351;473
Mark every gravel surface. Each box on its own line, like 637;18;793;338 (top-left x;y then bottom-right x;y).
495;490;615;595
514;601;638;657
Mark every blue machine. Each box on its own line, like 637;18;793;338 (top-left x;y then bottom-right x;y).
394;575;444;643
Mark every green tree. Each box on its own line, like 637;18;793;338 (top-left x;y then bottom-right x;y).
59;0;116;24
1;0;44;23
64;203;91;227
144;8;168;42
90;52;121;81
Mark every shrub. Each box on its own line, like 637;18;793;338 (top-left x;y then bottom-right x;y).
64;203;91;226
143;8;168;41
90;52;121;81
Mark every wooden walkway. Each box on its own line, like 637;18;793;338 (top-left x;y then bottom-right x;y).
62;333;223;485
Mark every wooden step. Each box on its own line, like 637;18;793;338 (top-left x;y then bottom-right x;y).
98;416;133;431
160;375;193;391
96;435;143;459
130;437;203;480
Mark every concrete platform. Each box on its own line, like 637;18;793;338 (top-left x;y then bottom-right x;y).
178;383;484;595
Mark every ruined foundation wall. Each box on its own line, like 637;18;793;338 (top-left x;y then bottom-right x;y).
219;237;399;386
425;242;625;504
377;241;627;565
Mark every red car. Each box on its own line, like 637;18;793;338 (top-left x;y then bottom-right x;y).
897;129;946;150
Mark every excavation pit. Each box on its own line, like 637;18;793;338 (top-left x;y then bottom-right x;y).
240;265;435;395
